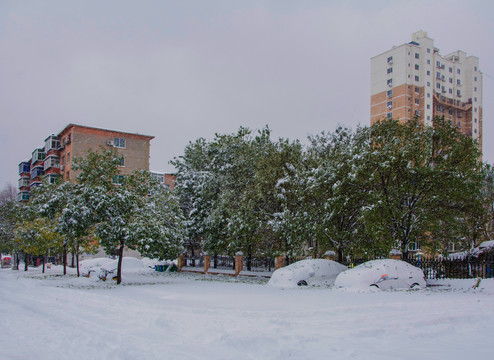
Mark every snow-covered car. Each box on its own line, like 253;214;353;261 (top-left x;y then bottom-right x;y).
1;255;12;268
267;259;347;288
334;259;426;290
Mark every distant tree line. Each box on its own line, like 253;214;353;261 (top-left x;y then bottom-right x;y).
172;118;493;263
1;117;493;278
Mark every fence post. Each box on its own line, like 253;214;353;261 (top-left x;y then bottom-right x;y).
323;250;337;261
389;249;402;260
177;255;184;272
235;251;243;276
203;253;211;274
275;255;285;270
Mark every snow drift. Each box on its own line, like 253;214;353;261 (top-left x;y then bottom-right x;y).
334;259;426;290
267;259;347;288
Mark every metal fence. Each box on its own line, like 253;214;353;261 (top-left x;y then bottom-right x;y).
404;256;494;280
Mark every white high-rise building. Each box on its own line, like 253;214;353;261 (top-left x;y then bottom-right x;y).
370;30;483;152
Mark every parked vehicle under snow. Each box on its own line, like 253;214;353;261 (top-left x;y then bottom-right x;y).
267;259;347;288
334;259;426;290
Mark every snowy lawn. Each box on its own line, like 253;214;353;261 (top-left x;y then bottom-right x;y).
1;263;493;360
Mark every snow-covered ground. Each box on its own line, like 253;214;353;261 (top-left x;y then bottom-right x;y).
1;260;493;360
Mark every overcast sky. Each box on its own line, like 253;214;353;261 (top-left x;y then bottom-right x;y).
1;0;493;188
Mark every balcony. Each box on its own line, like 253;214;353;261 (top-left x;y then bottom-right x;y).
31;166;44;180
18;176;30;189
18;161;31;175
44;155;60;171
44;173;61;184
31;148;45;164
17;191;30;202
44;135;60;153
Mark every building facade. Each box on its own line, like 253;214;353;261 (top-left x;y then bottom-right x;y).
370;30;483;152
18;124;154;201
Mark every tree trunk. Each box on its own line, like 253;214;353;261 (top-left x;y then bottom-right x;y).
116;243;124;285
213;253;218;269
24;253;29;271
76;248;80;278
42;254;46;274
63;242;67;275
338;249;343;263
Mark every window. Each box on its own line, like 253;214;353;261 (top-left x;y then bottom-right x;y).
474;76;477;81
449;89;453;94
436;72;441;79
387;89;393;98
449;78;452;84
427;70;430;76
474;87;477;92
415;53;419;59
427;93;431;98
436;83;441;89
414;110;420;117
387;56;393;63
415;64;419;70
457;69;461;75
427;59;431;64
67;152;70;163
387;112;392;119
119;157;125;167
387;101;392;109
448;109;453;115
475;129;477;134
457;79;461;85
474;97;477;102
475;108;477;113
427;104;430;109
474;118;477;123
387;67;393;74
427;48;431;53
415;75;419;82
415;98;419;105
449;67;452;73
387;79;393;86
427;115;431;120
66;171;70;181
427;81;431;87
474;66;477;71
457;90;461;96
415;87;420;93
112;175;124;185
436;61;441;67
114;137;126;148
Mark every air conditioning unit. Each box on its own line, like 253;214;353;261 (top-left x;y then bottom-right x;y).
388;83;393;87
387;60;393;65
387;105;392;109
106;139;114;146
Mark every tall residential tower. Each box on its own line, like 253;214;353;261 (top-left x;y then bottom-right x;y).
370;30;483;152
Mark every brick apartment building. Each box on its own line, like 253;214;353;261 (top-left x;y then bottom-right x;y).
370;30;483;153
18;124;155;201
